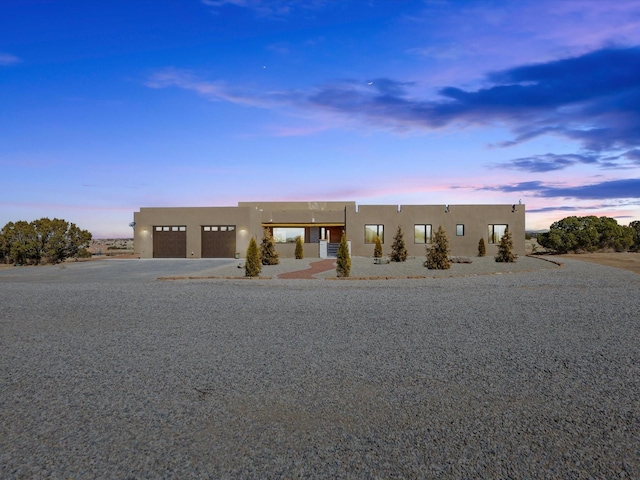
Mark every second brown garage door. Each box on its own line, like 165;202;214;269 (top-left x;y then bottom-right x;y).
201;225;236;258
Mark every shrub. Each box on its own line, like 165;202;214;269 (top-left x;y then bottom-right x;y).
245;237;261;277
373;236;383;258
495;227;516;262
390;226;408;262
294;236;304;259
259;228;279;265
336;232;351;277
631;220;640;252
0;218;92;265
478;237;486;257
426;225;451;269
538;215;634;253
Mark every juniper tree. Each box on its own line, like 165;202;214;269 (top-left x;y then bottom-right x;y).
390;226;408;262
478;237;486;257
336;232;351;277
495;227;517;262
245;237;261;277
426;225;451;270
259;228;280;265
295;235;304;259
373;235;383;258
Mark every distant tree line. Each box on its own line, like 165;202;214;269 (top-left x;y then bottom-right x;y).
538;216;640;254
0;218;92;265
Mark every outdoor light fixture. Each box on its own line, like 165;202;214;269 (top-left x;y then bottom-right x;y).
445;205;450;213
512;205;517;213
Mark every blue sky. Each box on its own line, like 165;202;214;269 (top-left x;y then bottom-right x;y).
2;0;640;237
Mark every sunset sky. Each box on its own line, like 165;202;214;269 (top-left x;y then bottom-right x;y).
2;0;640;237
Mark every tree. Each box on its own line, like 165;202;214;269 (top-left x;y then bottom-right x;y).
478;237;486;257
336;232;351;277
2;221;38;265
259;228;279;265
390;226;408;262
495;227;516;262
426;225;450;269
0;218;92;265
294;235;304;259
245;237;261;277
630;220;640;252
373;235;383;258
538;215;634;253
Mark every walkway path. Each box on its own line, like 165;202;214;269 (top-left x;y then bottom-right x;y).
276;258;336;279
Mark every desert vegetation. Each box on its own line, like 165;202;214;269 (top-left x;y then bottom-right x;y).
425;225;451;270
294;236;304;259
390;226;408;262
0;218;92;265
245;237;261;277
478;237;486;257
336;232;351;277
373;236;383;259
537;216;638;253
495;227;516;262
259;228;280;265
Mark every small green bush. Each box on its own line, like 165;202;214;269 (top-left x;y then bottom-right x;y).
294;236;304;259
259;228;280;265
336;232;351;277
373;236;383;258
390;226;408;262
495;227;517;262
478;237;486;257
245;237;261;277
426;225;451;269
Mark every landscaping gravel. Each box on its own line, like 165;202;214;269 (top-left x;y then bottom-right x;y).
0;258;638;478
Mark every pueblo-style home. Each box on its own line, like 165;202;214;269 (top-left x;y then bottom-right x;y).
133;201;525;259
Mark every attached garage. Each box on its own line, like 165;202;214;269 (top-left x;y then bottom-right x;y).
201;225;236;258
153;226;186;258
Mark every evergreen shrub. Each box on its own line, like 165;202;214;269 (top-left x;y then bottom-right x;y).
495;227;517;262
245;237;261;277
295;236;304;259
259;228;280;265
390;226;408;262
336;232;351;277
478;237;486;257
425;225;451;270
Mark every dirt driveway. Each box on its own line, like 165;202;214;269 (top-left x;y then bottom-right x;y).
558;252;640;274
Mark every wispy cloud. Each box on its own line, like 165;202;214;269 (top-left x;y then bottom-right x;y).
147;46;640;159
0;53;20;66
482;178;640;200
201;0;326;18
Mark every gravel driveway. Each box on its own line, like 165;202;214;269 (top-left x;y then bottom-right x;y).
1;258;638;478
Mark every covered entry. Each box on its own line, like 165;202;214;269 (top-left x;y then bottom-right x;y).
153;226;186;258
201;225;236;258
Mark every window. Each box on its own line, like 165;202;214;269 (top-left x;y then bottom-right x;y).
273;227;305;243
488;224;508;244
202;225;234;233
456;224;465;236
155;225;184;232
365;224;384;243
414;224;432;244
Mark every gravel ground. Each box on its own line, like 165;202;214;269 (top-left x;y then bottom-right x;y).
159;255;561;279
1;258;638;478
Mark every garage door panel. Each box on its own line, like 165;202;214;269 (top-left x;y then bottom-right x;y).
153;227;186;258
202;226;236;258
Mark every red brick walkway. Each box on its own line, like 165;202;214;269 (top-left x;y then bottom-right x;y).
276;258;336;279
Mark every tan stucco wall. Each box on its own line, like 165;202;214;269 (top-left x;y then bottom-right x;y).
346;204;525;257
133;206;256;259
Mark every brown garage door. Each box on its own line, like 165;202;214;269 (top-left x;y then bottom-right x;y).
153;226;186;258
201;225;236;258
